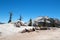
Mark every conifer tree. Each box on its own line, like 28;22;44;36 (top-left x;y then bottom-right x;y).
19;15;22;21
49;18;55;27
28;18;32;26
8;12;12;23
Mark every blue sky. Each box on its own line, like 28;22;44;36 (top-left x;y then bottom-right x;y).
0;0;60;23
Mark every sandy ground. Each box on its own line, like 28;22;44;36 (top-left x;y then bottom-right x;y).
0;28;60;40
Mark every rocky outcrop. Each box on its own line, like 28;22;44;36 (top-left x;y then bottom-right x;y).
33;16;60;27
14;20;26;27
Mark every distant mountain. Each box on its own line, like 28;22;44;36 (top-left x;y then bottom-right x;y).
0;22;4;24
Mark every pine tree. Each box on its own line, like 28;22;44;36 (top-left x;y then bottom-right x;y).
18;15;23;26
8;12;12;23
49;18;55;27
28;18;32;26
19;15;22;21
